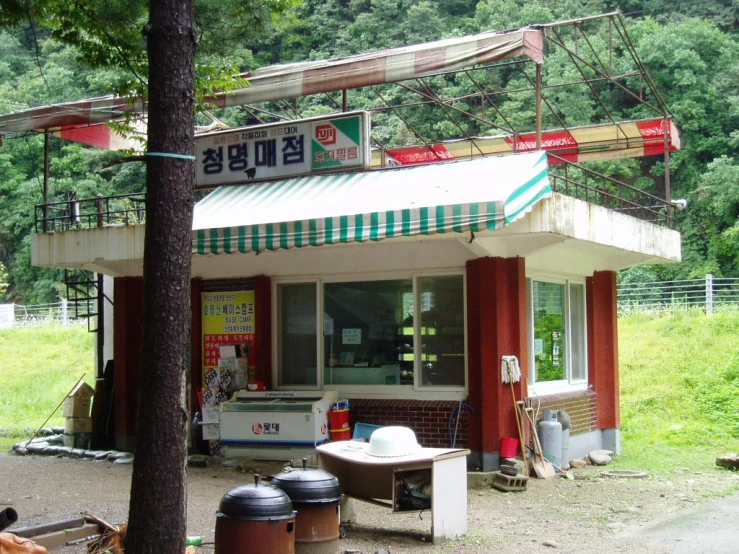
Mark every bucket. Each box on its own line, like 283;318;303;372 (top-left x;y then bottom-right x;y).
328;409;350;430
500;437;519;458
329;428;351;441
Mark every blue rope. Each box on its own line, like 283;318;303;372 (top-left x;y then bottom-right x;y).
146;152;196;161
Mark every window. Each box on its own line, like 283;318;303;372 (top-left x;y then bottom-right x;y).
418;276;465;387
528;278;587;389
276;274;466;390
324;279;412;386
277;283;318;386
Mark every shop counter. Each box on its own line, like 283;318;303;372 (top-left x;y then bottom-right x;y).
316;441;470;542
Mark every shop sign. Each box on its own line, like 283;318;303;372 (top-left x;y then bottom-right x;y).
201;290;256;383
195;111;371;186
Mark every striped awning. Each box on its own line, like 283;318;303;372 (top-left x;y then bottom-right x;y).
192;151;551;255
0;27;541;137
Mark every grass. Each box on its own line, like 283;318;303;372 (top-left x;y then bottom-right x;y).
614;307;739;475
1;310;739;474
0;324;94;451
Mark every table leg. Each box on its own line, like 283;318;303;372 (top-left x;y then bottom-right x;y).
431;456;468;542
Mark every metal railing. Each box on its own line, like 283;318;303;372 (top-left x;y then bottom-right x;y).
618;274;739;315
35;193;146;233
548;155;673;228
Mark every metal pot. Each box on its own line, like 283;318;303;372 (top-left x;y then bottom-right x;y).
271;459;342;554
215;474;296;554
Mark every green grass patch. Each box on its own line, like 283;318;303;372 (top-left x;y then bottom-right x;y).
1;311;739;474
617;308;739;473
0;325;94;450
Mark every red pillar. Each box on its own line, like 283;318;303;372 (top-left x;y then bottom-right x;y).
113;276;143;451
587;271;620;429
466;257;528;469
253;275;272;389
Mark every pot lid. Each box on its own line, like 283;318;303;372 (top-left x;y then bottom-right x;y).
218;475;294;519
271;458;342;503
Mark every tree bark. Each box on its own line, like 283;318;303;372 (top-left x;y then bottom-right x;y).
124;0;196;552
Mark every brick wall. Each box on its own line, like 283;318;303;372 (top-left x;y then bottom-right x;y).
349;399;471;448
528;389;597;435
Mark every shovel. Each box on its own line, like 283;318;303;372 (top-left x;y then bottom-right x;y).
524;407;556;479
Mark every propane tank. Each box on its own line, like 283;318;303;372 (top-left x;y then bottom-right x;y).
557;410;572;470
537;410;563;469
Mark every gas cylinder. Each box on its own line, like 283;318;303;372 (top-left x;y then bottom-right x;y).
557;410;572;470
537;410;563;469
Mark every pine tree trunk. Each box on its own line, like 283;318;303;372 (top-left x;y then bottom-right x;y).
124;0;196;552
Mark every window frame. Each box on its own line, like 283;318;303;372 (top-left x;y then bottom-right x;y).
272;270;468;400
526;274;588;396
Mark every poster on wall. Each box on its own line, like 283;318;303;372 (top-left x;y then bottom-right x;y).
201;291;258;410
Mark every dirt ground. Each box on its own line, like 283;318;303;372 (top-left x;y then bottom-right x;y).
1;452;738;554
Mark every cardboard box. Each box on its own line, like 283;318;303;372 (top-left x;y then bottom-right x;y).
202;424;220;440
63;382;94;417
65;417;92;434
63;398;91;418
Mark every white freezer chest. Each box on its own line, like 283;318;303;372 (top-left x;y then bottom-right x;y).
219;390;338;448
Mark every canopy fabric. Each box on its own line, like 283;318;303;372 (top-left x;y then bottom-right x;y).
214;28;542;107
379;118;681;166
192;151;551;255
0;28;542;136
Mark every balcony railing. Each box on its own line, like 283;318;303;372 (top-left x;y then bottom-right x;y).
35;193;146;233
33;158;675;233
548;155;673;228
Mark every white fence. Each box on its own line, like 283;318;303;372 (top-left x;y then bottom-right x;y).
4;276;737;326
0;300;75;327
618;274;739;315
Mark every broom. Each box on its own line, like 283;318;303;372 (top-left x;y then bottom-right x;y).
501;356;527;475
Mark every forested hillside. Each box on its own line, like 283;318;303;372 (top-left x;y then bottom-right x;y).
1;0;739;303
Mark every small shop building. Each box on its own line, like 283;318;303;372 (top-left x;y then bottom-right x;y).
0;15;682;471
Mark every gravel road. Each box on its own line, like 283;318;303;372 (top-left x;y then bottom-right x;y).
1;453;738;553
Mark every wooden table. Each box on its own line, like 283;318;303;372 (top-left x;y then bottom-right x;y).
316;441;470;542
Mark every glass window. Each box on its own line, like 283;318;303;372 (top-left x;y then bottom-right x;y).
569;283;586;382
278;283;318;386
532;281;566;382
529;278;587;387
418;276;465;387
276;274;466;390
323;279;412;386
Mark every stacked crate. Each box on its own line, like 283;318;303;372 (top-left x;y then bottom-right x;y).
63;382;95;449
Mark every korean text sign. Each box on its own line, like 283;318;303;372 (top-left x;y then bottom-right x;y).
195;111;370;186
202;291;256;371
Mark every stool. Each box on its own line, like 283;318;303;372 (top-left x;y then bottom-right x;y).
492;471;528;492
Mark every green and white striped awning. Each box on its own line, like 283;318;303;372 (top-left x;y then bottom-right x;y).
193;151;551;255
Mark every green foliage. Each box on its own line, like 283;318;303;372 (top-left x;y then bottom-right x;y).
2;1;739;296
0;262;8;297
